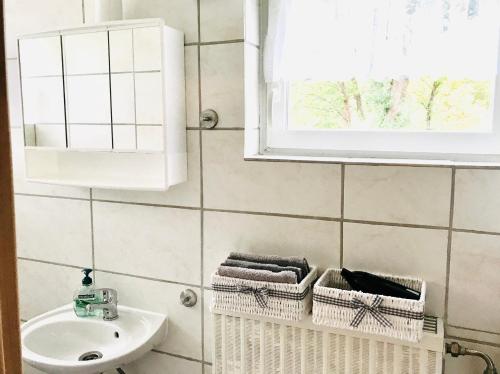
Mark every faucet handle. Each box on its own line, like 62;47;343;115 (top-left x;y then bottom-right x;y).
98;288;118;304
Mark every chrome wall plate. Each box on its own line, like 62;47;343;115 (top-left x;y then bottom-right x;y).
180;289;197;307
200;109;219;129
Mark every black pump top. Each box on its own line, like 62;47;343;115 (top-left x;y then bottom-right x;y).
81;268;93;286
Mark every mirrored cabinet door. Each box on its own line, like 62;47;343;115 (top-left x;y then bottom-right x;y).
133;27;164;151
109;29;136;150
19;36;66;148
63;31;112;150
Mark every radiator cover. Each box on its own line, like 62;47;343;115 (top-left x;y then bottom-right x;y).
212;312;444;374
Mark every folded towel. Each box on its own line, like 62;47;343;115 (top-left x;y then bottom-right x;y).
222;258;304;282
228;252;310;278
218;266;297;284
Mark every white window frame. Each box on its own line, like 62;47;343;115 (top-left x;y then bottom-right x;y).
254;0;500;165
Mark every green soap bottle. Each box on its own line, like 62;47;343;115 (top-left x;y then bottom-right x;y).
73;268;97;317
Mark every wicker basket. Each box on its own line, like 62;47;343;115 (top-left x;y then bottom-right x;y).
211;266;317;321
312;269;426;342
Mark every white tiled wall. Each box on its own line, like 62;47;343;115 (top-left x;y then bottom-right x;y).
7;1;500;373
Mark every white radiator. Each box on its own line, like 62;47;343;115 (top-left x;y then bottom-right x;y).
212;312;444;374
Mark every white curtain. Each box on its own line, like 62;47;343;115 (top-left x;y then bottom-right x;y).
263;0;500;82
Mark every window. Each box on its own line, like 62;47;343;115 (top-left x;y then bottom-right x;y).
260;0;500;162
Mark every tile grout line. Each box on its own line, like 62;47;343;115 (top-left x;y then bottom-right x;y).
197;1;206;371
443;167;456;326
16;191;478;230
448;324;500;337
152;349;212;365
452;227;500;236
342;218;446;230
93;198;200;210
185;39;245;46
339;164;345;267
18;257;84;270
81;0;85;24
18;256;202;288
187;127;244;131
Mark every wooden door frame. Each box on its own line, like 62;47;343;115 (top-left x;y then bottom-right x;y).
0;0;22;372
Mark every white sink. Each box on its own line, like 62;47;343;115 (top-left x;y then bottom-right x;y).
21;304;167;374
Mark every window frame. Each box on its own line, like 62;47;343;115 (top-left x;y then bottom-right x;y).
255;0;500;165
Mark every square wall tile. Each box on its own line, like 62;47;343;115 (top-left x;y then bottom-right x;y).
448;232;500;333
343;223;448;317
345;165;452;226
66;75;111;124
63;31;109;75
111;73;135;124
454;169;500;232
203;131;341;217
7;59;22;128
109;29;134;72
18;260;80;320
112;125;136;150
69;124;112;150
33;124;66;148
201;44;244;128
22;77;65;124
19;36;62;77
10;128;90;198
185;46;199;127
136;125;163;151
96;271;202;359
93;202;201;284
203;211;340;285
5;0;83;58
200;0;244;42
133;27;162;71
444;339;500;374
104;351;202;374
93;130;200;207
135;72;163;124
15;195;92;267
204;364;212;374
120;0;198;43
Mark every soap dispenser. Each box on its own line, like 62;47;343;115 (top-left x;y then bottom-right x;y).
73;268;98;317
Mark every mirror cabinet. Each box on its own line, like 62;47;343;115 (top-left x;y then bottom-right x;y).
18;19;186;190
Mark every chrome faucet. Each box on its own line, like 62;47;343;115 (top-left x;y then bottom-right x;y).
86;288;119;321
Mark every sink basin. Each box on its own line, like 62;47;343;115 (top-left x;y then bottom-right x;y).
21;304;167;374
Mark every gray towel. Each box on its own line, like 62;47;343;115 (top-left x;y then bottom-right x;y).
228;252;310;278
218;266;298;284
223;258;303;282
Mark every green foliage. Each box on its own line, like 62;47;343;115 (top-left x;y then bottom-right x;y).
289;76;493;132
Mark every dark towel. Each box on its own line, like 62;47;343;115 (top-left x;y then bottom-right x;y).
228;252;310;278
218;266;297;284
222;258;303;282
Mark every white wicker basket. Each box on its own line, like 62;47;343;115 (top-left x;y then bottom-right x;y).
211;266;317;321
312;269;426;342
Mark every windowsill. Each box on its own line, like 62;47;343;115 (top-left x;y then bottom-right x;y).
244;152;500;169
